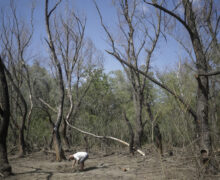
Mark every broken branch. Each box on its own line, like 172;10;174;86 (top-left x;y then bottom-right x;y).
65;120;146;156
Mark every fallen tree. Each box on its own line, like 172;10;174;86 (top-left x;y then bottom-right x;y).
65;120;146;156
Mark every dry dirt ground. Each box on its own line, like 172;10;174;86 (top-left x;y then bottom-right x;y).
2;146;220;180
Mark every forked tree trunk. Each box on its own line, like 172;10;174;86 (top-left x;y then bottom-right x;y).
45;0;66;161
0;57;12;176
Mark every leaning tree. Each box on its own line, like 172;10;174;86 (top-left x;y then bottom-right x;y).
0;1;35;156
0;56;12;177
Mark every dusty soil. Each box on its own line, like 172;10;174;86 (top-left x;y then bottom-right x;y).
2;146;220;180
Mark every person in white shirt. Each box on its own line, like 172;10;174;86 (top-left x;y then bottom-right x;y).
68;152;89;171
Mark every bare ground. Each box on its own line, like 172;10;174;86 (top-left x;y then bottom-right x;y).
2;146;220;180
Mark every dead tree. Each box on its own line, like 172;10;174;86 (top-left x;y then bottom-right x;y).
45;0;66;161
44;1;98;155
53;9;89;149
0;57;12;177
0;1;35;156
95;0;162;147
143;0;220;173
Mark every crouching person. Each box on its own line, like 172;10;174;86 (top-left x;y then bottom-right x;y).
69;152;89;171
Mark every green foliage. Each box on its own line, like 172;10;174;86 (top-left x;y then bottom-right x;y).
29;109;51;147
77;69;125;137
30;62;58;105
155;62;197;146
6;59;219;150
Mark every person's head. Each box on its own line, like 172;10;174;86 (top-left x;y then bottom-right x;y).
68;155;75;161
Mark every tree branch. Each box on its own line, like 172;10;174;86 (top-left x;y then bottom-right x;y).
94;0;116;51
65;119;146;156
197;70;220;77
38;98;57;113
45;0;65;130
106;50;197;121
143;0;194;37
47;0;62;18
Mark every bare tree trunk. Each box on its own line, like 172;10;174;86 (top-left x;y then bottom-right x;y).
53;9;87;151
0;57;12;176
0;1;34;157
182;0;215;172
45;0;66;161
95;0;161;149
2;62;27;157
144;0;219;174
44;108;54;150
9;122;17;146
61;120;70;149
53;128;65;161
209;78;218;147
123;111;134;155
133;93;144;147
84;136;89;152
26;82;34;144
146;102;163;155
153;124;163;155
49;134;54;150
18;127;26;157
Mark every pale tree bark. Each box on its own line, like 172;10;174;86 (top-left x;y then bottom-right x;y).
53;10;86;149
146;101;162;155
0;57;12;177
65;120;146;156
45;0;65;161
